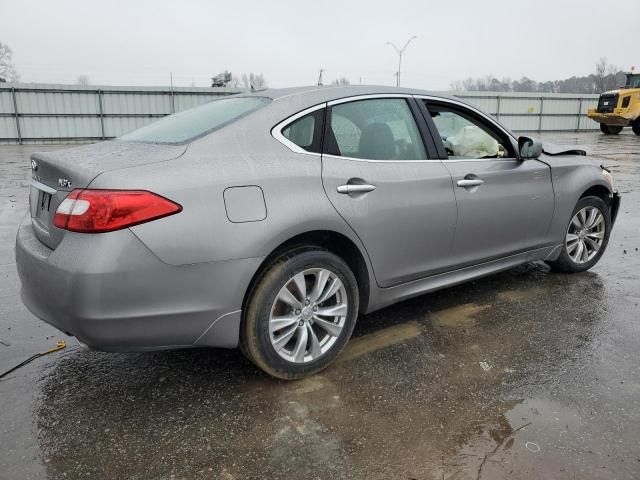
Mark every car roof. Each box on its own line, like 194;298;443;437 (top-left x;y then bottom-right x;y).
246;85;457;106
240;85;518;145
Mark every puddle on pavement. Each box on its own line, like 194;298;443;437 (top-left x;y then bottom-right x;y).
29;220;639;479
3;134;638;479
430;303;490;328
443;396;620;480
337;320;423;362
495;286;545;303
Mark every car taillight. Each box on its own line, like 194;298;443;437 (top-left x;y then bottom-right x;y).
53;189;182;233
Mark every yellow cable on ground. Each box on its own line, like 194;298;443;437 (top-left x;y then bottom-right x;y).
0;340;67;380
44;341;66;354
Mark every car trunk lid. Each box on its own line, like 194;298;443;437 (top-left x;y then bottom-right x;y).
29;141;186;249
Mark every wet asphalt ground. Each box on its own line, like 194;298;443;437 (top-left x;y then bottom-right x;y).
0;132;639;480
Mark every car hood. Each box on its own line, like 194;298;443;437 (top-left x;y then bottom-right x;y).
542;142;587;156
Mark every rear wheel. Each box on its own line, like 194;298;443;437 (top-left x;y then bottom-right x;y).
242;248;359;379
632;118;640;136
600;123;623;135
547;196;611;273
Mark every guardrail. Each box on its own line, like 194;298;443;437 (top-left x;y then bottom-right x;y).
0;84;601;144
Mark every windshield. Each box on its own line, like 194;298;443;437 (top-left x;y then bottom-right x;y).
626;74;640;88
119;96;271;144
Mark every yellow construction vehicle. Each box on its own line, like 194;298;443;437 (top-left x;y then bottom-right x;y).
588;72;640;135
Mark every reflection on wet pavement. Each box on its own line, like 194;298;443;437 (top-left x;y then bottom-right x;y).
1;132;639;479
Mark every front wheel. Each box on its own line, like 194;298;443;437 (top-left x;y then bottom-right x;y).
547;196;611;273
241;248;359;379
632;118;640;136
600;123;623;135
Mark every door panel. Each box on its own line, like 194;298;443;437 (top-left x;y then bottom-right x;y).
320;97;456;288
322;156;457;287
444;159;554;266
421;100;556;267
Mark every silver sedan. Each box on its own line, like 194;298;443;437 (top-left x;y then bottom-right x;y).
16;86;620;378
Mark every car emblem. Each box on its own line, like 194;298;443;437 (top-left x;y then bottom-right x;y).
31;159;37;171
58;178;72;188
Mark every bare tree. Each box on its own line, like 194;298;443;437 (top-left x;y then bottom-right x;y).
76;74;91;85
593;57;618;92
450;60;626;94
449;79;467;91
450;75;512;92
331;77;350;86
0;42;19;82
249;73;267;89
239;72;267;89
229;74;241;88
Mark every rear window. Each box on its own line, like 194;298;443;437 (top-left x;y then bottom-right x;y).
119;96;271;144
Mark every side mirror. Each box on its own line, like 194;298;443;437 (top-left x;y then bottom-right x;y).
518;136;543;159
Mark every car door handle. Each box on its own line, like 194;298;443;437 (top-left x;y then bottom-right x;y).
456;179;484;188
337;184;377;194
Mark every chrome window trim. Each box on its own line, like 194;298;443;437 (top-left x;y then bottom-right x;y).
272;93;518;163
440;158;520;163
412;94;516;141
322;153;441;164
271;103;326;155
325;94;434;163
413;94;520;162
327;93;411;106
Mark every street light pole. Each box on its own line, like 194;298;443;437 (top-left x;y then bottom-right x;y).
387;36;417;87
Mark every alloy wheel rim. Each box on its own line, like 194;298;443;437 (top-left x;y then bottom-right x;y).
566;206;605;264
269;268;348;363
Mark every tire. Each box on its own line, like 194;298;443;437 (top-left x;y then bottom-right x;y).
632;118;640;136
547;196;611;273
241;248;359;380
600;123;623;135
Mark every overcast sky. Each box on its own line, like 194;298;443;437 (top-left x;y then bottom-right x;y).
1;0;638;89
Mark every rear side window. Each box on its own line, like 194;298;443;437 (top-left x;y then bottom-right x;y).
281;108;324;153
324;98;427;160
120;96;271;144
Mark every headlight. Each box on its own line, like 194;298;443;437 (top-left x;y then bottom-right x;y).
602;168;615;191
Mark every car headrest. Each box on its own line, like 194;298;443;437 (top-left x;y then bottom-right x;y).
358;122;395;160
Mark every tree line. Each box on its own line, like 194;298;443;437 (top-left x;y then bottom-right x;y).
0;39;628;94
450;58;628;94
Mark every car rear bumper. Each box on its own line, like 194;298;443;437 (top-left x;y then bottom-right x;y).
15;216;262;350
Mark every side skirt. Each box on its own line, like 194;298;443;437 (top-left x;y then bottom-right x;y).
366;245;559;313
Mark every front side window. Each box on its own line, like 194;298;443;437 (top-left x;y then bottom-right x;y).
120;96;271;144
325;98;427;160
281;108;324;153
426;103;512;159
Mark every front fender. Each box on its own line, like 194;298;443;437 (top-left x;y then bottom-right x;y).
547;160;614;244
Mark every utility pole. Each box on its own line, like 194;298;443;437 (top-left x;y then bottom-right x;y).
169;72;175;113
317;68;324;86
386;36;417;87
